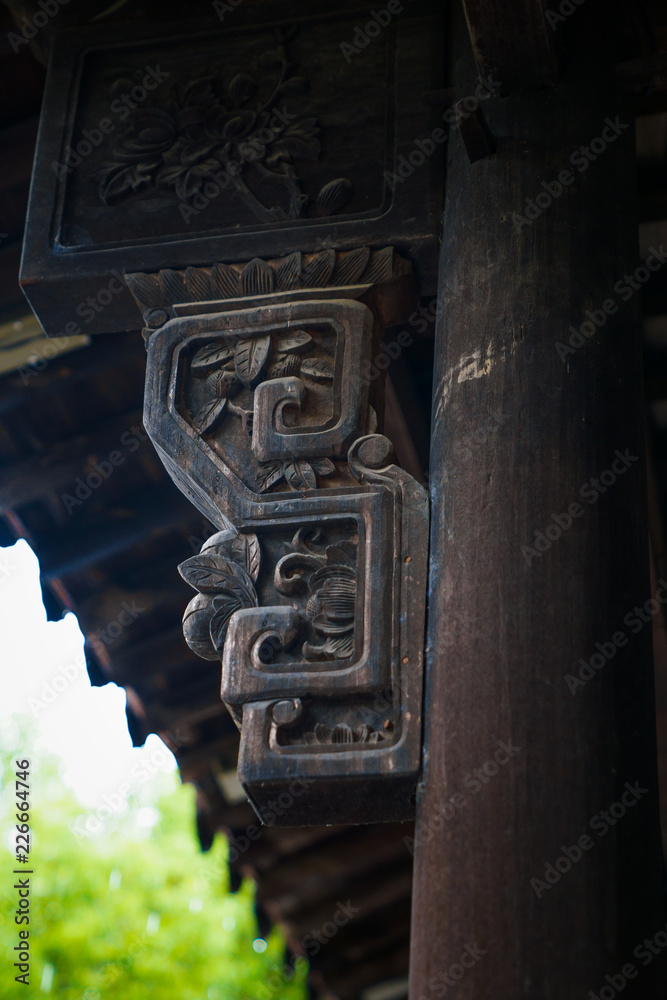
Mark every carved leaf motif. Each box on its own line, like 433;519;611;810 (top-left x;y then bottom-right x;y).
192;342;235;372
182;593;219;661
256;463;284;493
185;266;212;301
240;258;275;296
241;534;262;583
179;552;226;592
224;113;253;140
332;246;371;285
269;354;301;378
300;358;334;382
210;262;240;299
178;77;217;107
361;246;395;285
125;272;163;309
277;331;313;354
234;335;272;388
209;593;243;651
315;178;352;217
301;250;335;287
98;164;152;203
159;269;187;303
271;121;320;162
221;559;259;606
310;458;336;477
284;460;317;492
274;251;302;290
228;72;257;106
202;530;262;583
280;76;308;97
179;552;258;603
193;397;228;434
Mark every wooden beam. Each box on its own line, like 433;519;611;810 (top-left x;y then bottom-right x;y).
616;53;667;93
0;331;144;416
461;0;558;90
410;3;666;997
36;484;196;580
0;407;144;511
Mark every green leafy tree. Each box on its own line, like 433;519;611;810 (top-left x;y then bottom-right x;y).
1;717;308;999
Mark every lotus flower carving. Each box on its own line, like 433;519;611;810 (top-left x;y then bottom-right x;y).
275;528;358;660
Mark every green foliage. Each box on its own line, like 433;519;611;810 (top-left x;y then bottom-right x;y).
1;716;308;999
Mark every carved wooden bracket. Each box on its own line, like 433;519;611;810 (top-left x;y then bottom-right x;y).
135;246;429;825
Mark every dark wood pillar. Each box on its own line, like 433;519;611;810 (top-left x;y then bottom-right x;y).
410;3;666;998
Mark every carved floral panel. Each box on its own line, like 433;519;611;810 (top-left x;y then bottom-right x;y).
20;5;443;337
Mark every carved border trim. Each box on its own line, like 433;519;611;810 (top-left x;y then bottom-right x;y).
126;246;412;323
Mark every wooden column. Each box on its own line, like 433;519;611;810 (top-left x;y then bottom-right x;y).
410;3;666;998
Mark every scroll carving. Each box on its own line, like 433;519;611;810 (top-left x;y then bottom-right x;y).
138;245;428;825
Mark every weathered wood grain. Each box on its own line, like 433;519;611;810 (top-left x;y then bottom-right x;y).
410;2;666;997
461;0;558;90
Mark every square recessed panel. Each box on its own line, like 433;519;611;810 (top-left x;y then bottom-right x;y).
20;0;444;335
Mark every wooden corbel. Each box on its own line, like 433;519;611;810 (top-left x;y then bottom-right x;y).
131;247;429;825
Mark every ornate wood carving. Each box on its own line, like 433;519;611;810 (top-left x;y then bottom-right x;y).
98;27;353;224
19;2;444;335
138;246;428;825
